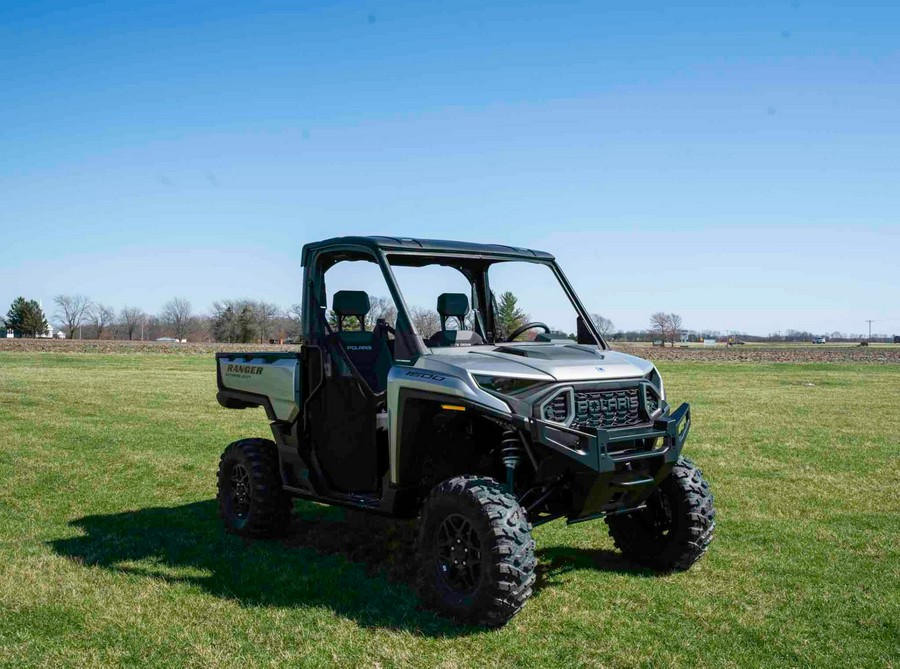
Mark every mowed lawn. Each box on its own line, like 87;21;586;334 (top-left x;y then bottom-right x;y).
0;353;897;669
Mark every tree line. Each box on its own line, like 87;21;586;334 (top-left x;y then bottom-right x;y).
1;291;675;344
1;291;546;343
1;295;301;343
9;291;875;344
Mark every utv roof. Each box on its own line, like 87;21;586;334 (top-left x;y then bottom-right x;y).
302;236;554;262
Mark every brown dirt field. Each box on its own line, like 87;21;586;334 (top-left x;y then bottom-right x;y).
612;342;900;364
0;339;302;355
2;338;899;363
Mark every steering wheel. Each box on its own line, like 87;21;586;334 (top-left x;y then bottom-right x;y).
505;322;550;342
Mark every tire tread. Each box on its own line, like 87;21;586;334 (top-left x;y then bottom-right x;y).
217;438;292;538
606;457;715;571
416;475;536;627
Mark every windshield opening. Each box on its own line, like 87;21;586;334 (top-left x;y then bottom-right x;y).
385;254;599;349
487;261;579;342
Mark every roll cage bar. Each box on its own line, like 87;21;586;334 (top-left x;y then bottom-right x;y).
300;236;608;361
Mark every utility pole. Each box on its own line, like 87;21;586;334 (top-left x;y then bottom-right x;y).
865;319;874;341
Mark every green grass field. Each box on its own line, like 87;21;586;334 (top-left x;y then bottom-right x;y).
1;353;898;669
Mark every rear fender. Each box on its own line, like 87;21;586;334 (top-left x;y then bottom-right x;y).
216;352;302;422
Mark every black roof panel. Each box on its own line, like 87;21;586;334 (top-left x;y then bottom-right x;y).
302;236;554;261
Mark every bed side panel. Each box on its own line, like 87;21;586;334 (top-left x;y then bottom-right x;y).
217;354;301;422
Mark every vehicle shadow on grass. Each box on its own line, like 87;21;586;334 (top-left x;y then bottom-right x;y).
50;499;466;636
50;500;658;633
534;545;661;591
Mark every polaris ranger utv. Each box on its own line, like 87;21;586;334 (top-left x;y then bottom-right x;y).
215;236;715;627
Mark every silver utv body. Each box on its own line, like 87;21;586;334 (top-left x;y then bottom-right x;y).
216;236;691;523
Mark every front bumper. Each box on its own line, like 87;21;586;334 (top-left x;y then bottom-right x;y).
532;402;691;473
530;402;691;521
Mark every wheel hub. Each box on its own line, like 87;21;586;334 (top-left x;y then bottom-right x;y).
436;513;483;594
230;464;251;519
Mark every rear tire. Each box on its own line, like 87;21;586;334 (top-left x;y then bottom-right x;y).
416;476;535;627
606;457;715;571
217;438;292;537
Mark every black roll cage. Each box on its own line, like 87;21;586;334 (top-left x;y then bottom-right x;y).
300;237;608;361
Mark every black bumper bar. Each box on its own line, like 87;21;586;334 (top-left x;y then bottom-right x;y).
532;402;691;473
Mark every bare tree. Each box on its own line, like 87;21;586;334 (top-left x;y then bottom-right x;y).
650;312;668;343
409;305;441;337
119;306;145;341
366;295;397;330
88;303;115;339
144;314;164;340
250;300;281;343
649;312;684;346
590;313;616;338
668;313;683;346
287;303;303;340
54;294;91;339
161;297;193;341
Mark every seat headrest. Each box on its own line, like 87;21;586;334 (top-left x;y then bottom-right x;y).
333;290;370;317
437;293;469;318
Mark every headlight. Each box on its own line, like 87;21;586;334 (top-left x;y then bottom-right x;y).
644;368;665;416
473;374;547;396
646;367;665;400
645;389;661;416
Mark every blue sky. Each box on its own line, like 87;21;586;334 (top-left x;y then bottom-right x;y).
1;1;898;336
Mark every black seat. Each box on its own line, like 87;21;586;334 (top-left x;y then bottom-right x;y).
332;290;393;392
427;293;484;347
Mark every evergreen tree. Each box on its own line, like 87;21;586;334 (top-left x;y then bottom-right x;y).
236;304;256;343
5;297;27;337
4;298;48;337
211;300;258;343
23;300;48;337
212;305;236;342
328;309;362;331
496;291;528;339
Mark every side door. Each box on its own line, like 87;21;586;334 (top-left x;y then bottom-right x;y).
302;339;380;493
299;250;396;494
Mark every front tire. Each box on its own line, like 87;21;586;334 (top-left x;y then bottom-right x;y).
416;476;536;627
606;457;715;571
217;438;292;537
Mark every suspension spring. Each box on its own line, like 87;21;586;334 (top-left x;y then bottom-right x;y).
500;429;523;493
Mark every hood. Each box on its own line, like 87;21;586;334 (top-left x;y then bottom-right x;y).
425;343;654;382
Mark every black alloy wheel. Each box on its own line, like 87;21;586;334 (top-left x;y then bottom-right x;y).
229;463;252;520
435;513;483;595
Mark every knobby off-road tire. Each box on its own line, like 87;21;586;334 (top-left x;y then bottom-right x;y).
217;438;292;538
606;457;715;571
416;476;536;627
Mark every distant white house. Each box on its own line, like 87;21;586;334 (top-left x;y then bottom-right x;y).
156;337;187;343
36;323;61;339
5;326;64;339
35;301;63;338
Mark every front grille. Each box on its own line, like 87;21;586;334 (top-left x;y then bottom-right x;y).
572;388;641;430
